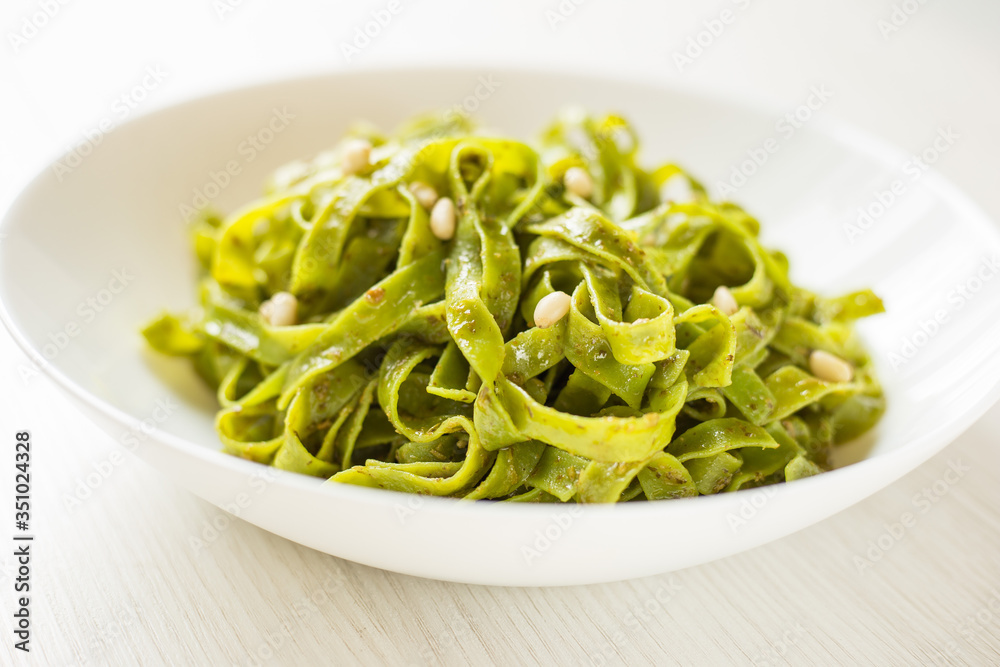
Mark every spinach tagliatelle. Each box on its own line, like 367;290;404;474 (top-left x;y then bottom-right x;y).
143;109;885;503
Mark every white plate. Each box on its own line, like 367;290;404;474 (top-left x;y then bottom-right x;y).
3;67;1000;586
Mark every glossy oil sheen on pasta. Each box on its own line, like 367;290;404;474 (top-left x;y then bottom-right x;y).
142;110;885;503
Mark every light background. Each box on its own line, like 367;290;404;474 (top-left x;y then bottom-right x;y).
1;0;999;665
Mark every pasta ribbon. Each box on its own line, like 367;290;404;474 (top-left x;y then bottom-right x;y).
143;110;885;502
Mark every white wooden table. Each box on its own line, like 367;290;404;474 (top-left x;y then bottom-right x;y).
2;1;999;665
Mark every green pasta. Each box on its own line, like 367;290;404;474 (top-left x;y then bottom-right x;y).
142;109;885;502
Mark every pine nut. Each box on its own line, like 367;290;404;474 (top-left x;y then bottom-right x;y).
563;167;594;199
408;181;439;209
533;291;572;328
260;291;298;327
430;197;456;240
711;285;739;316
341;138;372;176
809;350;854;383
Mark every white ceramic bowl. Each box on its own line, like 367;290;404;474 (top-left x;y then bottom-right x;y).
3;67;1000;586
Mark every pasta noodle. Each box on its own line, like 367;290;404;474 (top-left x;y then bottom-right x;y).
142;110;885;503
